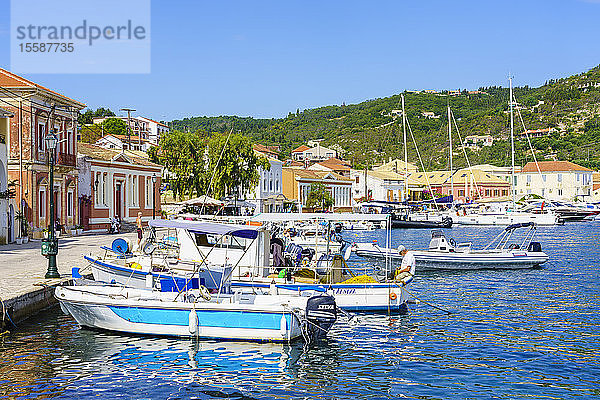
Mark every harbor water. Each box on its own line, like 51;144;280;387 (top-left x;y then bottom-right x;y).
1;223;599;399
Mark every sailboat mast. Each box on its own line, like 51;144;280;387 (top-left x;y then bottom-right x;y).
509;76;516;209
448;104;453;201
402;94;408;202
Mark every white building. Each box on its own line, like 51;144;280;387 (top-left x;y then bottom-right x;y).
95;134;153;152
138;117;169;145
291;143;337;162
463;135;493;150
247;145;284;213
351;169;408;202
470;164;520;184
515;161;593;201
93;115;168;147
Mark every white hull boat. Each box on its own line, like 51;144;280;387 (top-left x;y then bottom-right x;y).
56;284;337;343
455;211;560;226
411;223;549;271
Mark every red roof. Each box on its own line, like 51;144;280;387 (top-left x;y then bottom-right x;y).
291;145;311;153
521;161;592;173
141;117;169;127
0;68;85;108
315;157;351;171
253;143;279;157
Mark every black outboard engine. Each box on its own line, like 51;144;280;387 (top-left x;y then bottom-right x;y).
334;222;343;233
304;295;337;341
528;242;542;252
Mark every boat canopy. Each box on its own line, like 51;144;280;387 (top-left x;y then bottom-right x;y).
250;212;390;222
149;219;260;239
505;222;535;231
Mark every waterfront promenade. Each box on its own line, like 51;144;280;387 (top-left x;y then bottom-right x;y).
0;232;136;328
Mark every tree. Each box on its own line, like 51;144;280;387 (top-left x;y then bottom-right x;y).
206;132;270;199
101;117;127;137
155;130;209;200
78;107;115;124
306;183;334;211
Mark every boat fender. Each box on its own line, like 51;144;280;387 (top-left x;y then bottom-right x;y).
188;309;198;334
280;314;287;337
199;286;212;301
389;292;397;301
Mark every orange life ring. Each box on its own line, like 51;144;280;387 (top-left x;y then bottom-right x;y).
389;292;397;301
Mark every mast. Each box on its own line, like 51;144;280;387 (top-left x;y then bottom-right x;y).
509;76;516;209
401;94;408;202
448;104;453;202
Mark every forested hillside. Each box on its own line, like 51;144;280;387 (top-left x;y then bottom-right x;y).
171;65;600;171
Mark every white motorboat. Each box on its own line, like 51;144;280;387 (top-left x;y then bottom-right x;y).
55;284;337;343
454;202;561;226
411;222;549;270
346;240;404;264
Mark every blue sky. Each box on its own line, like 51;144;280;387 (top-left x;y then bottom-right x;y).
1;0;599;120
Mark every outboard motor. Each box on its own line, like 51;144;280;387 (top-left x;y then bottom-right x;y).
528;242;542;252
304;295;337;341
334;223;343;233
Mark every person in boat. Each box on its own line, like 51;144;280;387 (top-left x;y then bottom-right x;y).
394;245;416;281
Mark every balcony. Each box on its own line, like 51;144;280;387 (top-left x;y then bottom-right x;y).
56;152;76;167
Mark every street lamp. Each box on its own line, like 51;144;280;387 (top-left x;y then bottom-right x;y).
151;173;156;220
42;132;60;279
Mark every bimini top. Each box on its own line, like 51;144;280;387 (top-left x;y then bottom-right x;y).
149;219;260;239
505;222;535;231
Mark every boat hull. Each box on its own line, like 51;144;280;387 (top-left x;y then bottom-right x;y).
56;286;303;342
455;212;559;226
411;251;548;271
232;281;411;312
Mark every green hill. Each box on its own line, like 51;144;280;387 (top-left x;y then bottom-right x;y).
171;65;600;171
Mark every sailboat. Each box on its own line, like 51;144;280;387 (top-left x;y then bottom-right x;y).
391;95;454;229
453;77;561;226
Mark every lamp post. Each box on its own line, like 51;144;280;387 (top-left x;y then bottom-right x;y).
42;132;60;279
151;173;156;220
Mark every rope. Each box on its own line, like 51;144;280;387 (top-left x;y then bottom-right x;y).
391;282;452;315
0;296;18;329
450;109;481;198
513;93;543;179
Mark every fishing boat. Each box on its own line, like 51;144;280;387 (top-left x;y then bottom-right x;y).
55;283;337;343
410;222;548;271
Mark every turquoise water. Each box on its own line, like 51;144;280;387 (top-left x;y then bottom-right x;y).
1;223;599;399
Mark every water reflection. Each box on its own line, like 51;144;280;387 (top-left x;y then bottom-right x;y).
1;223;600;399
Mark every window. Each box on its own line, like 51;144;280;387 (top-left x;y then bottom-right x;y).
558;189;563;196
38;122;46;150
67;191;73;217
145;176;151;208
502;190;508;196
94;173;100;205
577;173;580;182
39;189;46;220
67;130;73;154
558;174;562;182
485;189;490;197
542;174;546;182
458;190;465;197
527;175;531;183
102;174;108;206
494;189;499;196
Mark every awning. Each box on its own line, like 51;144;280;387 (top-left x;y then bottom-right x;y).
250;212;390;222
149;219;260;239
179;195;223;206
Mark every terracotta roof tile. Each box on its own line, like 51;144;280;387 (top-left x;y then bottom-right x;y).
521;161;592;173
78;142;161;168
291;145;311;153
0;68;85;108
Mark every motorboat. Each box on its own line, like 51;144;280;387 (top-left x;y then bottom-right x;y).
453;203;561;226
56;283;337;343
391;207;453;229
411;222;548;270
346;240;404;264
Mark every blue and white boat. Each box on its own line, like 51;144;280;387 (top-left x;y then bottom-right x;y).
55;284;337;343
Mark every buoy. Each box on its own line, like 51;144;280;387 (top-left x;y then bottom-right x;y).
389;292;397;301
280;314;287;337
188;309;198;334
343;246;352;261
